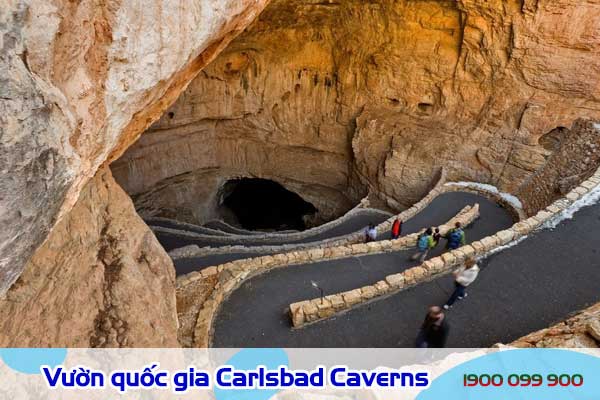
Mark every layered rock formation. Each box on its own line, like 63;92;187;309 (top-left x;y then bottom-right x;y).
2;0;600;347
0;0;269;296
115;0;600;224
0;0;269;346
0;168;179;347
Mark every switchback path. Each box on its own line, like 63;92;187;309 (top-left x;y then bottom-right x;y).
153;208;391;252
174;192;509;276
212;192;515;346
146;218;230;237
259;199;600;347
204;220;296;235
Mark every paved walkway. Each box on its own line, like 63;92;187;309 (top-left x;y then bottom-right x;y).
212;192;516;346
146;218;229;237
173;192;507;276
204;220;284;235
153;208;391;252
262;200;600;348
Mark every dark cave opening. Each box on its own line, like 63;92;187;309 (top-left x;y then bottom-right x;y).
221;178;318;231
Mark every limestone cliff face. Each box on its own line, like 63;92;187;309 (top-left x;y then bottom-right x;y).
0;0;269;346
518;119;600;215
0;168;178;347
0;0;269;296
115;0;600;220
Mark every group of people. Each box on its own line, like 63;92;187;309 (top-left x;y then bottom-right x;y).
411;222;466;262
362;218;479;348
364;217;403;243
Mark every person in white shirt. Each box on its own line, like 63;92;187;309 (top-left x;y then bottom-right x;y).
443;257;480;310
365;224;377;243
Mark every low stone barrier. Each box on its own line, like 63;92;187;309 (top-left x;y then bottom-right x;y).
288;168;600;328
153;207;391;251
443;182;526;221
147;217;232;236
176;204;478;286
169;170;451;260
507;302;600;348
518;119;600;216
178;204;480;346
319;168;449;248
204;219;299;235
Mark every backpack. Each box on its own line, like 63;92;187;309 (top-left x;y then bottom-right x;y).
417;234;430;251
448;229;463;249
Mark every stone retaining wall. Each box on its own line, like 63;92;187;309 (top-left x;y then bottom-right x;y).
289;167;600;328
147;217;231;237
176;175;530;346
518;119;600;216
508;302;600;348
169;172;525;263
168;170;451;260
177;204;480;346
152;207;391;251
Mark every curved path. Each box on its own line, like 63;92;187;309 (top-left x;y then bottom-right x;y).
174;192;506;276
153;208;391;252
204;220;297;235
146;218;230;237
212;192;515;346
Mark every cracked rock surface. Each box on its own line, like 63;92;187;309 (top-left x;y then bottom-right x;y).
114;0;600;224
0;168;178;347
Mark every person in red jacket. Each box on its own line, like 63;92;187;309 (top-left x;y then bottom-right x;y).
391;218;402;239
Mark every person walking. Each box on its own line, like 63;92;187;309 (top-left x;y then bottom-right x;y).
433;227;442;247
443;258;480;310
411;228;434;262
365;224;377;243
391;218;402;240
415;306;449;348
445;222;466;250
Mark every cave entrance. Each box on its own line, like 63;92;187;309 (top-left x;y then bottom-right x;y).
220;178;317;231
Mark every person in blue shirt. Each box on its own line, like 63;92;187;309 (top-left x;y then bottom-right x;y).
445;222;466;250
411;227;435;262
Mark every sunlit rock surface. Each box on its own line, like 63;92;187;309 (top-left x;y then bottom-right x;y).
0;0;268;345
0;168;178;347
114;0;600;223
2;0;600;347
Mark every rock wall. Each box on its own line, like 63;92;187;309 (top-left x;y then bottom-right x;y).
114;0;600;222
510;302;600;348
111;112;358;225
518;119;600;215
0;0;269;295
0;168;178;347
